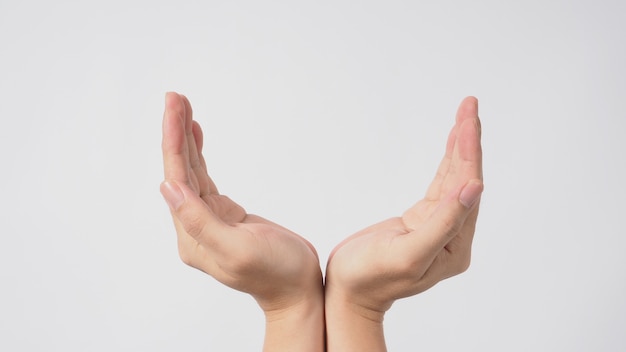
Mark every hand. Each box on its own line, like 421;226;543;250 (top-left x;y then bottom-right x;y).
325;97;483;350
159;92;323;313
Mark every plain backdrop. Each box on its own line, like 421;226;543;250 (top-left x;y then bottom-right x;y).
1;0;624;351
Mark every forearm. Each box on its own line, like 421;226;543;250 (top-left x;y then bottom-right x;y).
325;289;387;352
262;288;325;352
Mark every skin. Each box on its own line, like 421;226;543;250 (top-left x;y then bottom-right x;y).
160;92;324;352
325;96;483;351
160;93;483;351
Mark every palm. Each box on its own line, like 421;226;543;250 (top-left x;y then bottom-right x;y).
161;93;321;309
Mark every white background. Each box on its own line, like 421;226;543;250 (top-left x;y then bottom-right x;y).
1;0;624;351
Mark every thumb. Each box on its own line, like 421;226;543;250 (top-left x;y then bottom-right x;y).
458;179;483;209
160;180;233;249
405;179;483;257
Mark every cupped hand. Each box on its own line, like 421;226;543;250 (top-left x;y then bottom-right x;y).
160;92;322;312
325;97;484;316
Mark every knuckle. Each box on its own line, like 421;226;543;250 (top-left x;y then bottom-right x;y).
177;245;195;267
181;214;206;239
454;252;472;274
441;213;462;237
179;251;193;266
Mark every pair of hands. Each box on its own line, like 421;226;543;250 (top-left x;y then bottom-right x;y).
160;92;483;351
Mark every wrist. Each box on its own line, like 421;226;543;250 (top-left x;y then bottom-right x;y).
262;286;325;352
325;287;387;352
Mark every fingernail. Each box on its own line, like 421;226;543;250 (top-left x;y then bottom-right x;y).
161;181;185;210
459;180;483;208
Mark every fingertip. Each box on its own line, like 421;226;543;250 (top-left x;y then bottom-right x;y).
454;97;476;127
461;96;478;117
178;94;194;131
464;96;478;106
463;96;478;109
165;92;190;116
179;95;191;111
164;91;179;107
473;96;479;115
192;120;204;150
466;96;481;136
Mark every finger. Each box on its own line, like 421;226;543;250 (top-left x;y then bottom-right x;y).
400;179;483;270
191;120;205;168
175;227;218;272
177;95;202;192
424;97;478;201
414;200;481;293
424;125;456;201
161;179;241;253
438;98;482;197
440;194;482;267
456;96;479;124
180;95;200;168
444;114;482;188
451;97;482;178
192;120;219;195
402;249;464;297
181;95;220;198
162;92;191;185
